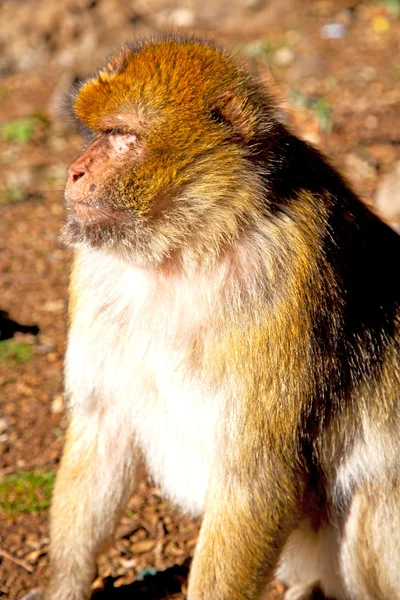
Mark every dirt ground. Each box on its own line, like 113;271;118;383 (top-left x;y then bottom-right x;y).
0;0;399;598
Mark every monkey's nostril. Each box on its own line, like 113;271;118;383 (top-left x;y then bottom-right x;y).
71;170;85;184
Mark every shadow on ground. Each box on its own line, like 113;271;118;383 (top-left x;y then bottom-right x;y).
92;560;191;600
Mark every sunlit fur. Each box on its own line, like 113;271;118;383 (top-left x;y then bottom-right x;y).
63;38;274;266
39;37;400;600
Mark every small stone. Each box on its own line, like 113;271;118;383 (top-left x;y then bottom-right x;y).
320;23;347;39
273;47;295;67
36;344;56;354
120;557;138;569
42;300;65;313
169;8;195;27
51;395;65;414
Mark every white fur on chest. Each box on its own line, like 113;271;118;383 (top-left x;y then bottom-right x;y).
66;248;226;515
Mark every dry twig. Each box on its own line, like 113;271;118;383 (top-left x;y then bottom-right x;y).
0;548;34;573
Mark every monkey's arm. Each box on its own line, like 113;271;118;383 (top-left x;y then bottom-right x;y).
45;409;140;600
188;451;299;600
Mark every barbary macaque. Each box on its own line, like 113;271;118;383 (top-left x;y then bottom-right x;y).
26;36;400;600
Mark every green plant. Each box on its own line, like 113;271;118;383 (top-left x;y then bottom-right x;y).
240;40;273;58
377;0;400;16
0;185;26;205
2;117;37;144
0;471;55;516
313;98;333;134
0;340;32;363
289;89;313;110
289;90;333;134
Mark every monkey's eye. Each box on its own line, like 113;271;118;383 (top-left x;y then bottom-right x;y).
104;128;123;136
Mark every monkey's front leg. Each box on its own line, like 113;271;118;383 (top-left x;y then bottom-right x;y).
45;408;139;600
188;470;297;600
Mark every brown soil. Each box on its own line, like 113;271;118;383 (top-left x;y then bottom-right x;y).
0;0;399;598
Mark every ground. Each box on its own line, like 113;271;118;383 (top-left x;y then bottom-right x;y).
0;0;399;598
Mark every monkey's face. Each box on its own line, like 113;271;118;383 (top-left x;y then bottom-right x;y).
63;38;271;264
64;129;146;252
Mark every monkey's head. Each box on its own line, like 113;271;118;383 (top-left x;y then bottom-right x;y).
64;37;277;265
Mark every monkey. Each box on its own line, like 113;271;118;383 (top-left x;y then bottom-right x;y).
24;36;400;600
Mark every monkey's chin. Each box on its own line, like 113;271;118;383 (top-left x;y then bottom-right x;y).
61;213;156;264
61;214;176;267
61;213;127;250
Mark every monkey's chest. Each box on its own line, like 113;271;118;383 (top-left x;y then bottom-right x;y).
66;319;220;516
66;250;229;515
133;346;221;515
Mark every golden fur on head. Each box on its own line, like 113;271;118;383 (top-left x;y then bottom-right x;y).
74;37;267;137
67;38;278;263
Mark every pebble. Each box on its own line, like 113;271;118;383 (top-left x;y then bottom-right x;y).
120;558;139;570
42;300;65;313
321;23;347;39
36;344;56;354
51;395;65;414
169;8;195;27
273;47;295;67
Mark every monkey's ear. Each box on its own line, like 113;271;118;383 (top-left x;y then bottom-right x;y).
209;91;255;140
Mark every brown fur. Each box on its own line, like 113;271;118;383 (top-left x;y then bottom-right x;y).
24;37;400;600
